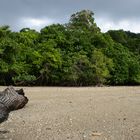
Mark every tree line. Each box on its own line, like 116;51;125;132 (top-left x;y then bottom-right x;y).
0;10;140;86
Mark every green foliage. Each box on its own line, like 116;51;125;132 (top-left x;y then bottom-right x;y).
0;25;11;38
68;10;100;33
105;43;140;85
90;49;113;85
0;10;140;86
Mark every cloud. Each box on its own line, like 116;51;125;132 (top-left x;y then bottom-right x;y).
0;0;140;33
96;17;140;33
19;17;55;31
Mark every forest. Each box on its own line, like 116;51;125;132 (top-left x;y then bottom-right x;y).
0;10;140;86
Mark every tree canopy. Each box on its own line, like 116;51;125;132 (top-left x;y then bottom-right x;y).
0;10;140;86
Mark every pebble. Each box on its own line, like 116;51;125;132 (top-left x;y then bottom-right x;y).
92;132;102;136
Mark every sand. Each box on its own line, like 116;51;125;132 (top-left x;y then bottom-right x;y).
0;86;140;140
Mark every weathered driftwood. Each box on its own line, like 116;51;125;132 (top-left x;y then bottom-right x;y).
0;87;28;123
0;102;9;123
15;88;25;96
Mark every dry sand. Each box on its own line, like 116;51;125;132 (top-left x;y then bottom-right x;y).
0;86;140;140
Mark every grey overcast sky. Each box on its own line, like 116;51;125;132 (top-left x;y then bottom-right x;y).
0;0;140;33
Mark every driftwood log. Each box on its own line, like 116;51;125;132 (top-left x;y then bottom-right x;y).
0;87;28;123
